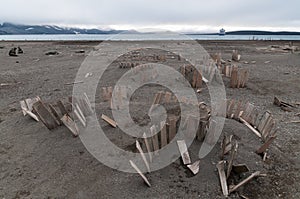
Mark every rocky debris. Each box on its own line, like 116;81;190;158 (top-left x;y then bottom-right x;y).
9;47;18;57
17;46;23;54
75;50;85;53
45;51;59;56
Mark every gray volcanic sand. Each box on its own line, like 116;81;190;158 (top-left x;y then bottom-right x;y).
0;40;300;198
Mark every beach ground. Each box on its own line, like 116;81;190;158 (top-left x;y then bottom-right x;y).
0;40;299;198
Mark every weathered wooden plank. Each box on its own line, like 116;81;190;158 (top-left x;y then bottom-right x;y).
261;117;275;140
168;117;177;142
205;119;218;145
177;140;191;165
143;133;153;163
227;142;238;178
101;114;117;128
229;171;261;193
239;117;262;138
136;140;150;173
227;99;235;118
187;160;200;175
33;101;59;130
221;135;233;158
74;109;86;127
150;125;159;155
48;104;62;125
216;161;229;197
164;92;172;103
61;114;79;137
20;100;28;116
25;96;41;112
196;71;203;88
257;111;271;132
160;121;168;148
233;100;243;120
57;100;68;116
24;109;39;122
241;102;255;123
256;135;277;154
129;160;151;187
185;115;198;139
230;66;238;88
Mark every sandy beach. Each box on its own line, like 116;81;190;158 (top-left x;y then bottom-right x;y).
0;40;300;198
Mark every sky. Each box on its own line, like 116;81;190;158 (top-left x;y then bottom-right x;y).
1;0;300;32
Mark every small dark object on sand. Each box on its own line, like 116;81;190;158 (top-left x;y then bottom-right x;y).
45;51;59;56
75;50;85;53
17;47;24;54
9;47;18;57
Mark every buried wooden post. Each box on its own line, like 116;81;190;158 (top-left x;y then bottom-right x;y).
33;100;59;130
216;161;229;197
168;116;177;142
61;114;79;137
136;140;150;173
230;66;238;88
160;121;168;148
256;135;277;154
143;133;153;163
150;125;159;155
227;142;238;178
177;140;191;165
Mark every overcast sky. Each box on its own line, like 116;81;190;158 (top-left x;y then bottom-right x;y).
1;0;300;32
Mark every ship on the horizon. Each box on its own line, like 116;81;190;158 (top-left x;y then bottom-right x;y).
219;28;226;36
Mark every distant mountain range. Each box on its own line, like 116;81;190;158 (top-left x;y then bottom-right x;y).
188;30;300;36
0;22;123;35
1;22;300;35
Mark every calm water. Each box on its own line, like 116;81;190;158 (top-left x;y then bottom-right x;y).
1;34;300;41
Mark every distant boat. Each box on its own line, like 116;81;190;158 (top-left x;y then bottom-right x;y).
219;28;226;36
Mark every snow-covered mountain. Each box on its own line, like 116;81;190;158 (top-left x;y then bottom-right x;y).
0;22;123;35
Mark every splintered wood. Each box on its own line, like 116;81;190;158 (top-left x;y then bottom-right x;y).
177;140;191;165
217;161;229;197
61;114;79;137
187;160;200;175
20;96;41;121
136;140;150;173
129;160;151;187
101;114;117;128
229;171;261;194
